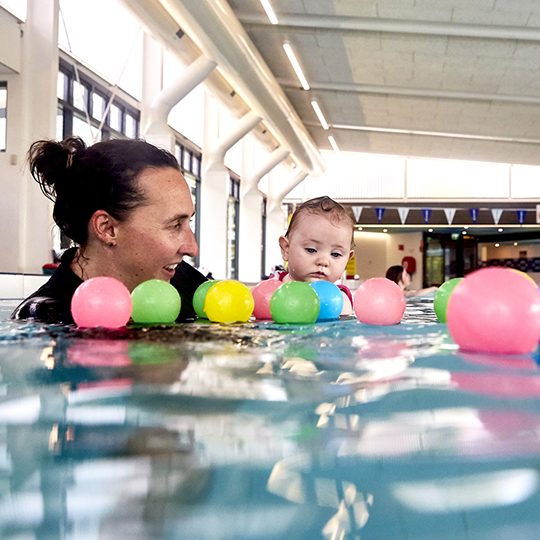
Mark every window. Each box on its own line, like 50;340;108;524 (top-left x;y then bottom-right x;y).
176;140;202;268
57;58;140;142
261;197;267;277
0;83;6;151
227;174;240;280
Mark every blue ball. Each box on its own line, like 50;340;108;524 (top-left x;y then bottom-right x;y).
310;281;343;321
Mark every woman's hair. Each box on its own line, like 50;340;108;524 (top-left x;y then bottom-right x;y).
386;265;405;284
28;136;180;245
285;196;356;247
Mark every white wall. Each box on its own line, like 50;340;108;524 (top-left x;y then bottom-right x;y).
479;241;540;284
386;232;424;290
352;232;388;282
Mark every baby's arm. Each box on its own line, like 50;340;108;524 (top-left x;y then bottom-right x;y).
337;285;353;316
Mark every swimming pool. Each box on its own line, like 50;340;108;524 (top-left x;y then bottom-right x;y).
0;298;539;539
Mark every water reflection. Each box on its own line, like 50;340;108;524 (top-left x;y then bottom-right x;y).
1;309;540;538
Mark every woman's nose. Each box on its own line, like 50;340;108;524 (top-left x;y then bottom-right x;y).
181;228;199;258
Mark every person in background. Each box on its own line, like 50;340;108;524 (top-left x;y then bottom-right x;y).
273;196;355;315
12;136;206;324
386;265;438;297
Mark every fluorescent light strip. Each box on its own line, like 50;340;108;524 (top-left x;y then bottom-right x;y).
283;43;310;90
311;100;329;130
328;135;340;153
260;0;278;24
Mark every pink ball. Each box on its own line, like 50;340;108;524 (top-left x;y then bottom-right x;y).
71;277;132;329
353;278;406;325
251;280;283;319
447;267;540;355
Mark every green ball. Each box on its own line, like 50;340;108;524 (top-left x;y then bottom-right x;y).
270;281;320;324
192;280;219;319
433;277;463;323
131;279;181;324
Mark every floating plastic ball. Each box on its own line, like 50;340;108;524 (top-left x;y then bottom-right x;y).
270;281;320;324
353;278;406;326
71;276;132;329
131;279;181;324
193;280;220;319
310;281;343;321
251;280;283;319
204;280;254;323
433;278;463;323
447;267;540;355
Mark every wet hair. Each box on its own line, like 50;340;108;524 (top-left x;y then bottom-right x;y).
285;196;355;247
386;265;405;284
28;136;180;245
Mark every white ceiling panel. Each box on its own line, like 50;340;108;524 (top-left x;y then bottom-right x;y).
230;0;540;164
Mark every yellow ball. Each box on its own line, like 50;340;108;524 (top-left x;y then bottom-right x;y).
204;280;255;323
509;268;537;286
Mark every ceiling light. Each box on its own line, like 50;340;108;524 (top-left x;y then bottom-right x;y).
283;43;310;90
428;228;433;232
259;0;278;24
357;226;362;230
495;243;500;247
464;226;469;229
462;230;467;234
383;229;388;233
328;135;340;153
514;242;518;246
498;228;503;232
311;101;329;130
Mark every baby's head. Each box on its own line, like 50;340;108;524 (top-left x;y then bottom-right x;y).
279;197;355;283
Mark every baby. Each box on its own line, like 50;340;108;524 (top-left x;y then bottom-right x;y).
274;196;355;315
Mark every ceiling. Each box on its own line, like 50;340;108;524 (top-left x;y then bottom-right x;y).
227;0;540;166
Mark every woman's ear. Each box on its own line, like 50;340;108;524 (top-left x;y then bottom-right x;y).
279;236;290;261
90;210;120;246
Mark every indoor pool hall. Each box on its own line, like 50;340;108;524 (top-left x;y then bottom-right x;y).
3;0;540;538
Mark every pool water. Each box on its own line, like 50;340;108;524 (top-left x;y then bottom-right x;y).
0;298;539;539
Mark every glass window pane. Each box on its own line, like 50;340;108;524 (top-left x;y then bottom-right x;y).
56;106;64;141
183;150;191;172
57;71;67;101
109;103;122;132
92;93;104;121
72;115;98;146
73;81;88;112
0;86;6;151
192;154;201;178
175;144;182;164
125;113;137;138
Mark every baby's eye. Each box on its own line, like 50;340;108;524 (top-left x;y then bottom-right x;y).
331;252;343;258
306;248;316;254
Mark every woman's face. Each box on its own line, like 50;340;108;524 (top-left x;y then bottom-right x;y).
114;167;198;291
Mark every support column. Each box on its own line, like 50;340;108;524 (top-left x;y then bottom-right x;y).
238;147;289;283
265;169;308;275
18;0;59;273
143;53;216;152
199;108;261;279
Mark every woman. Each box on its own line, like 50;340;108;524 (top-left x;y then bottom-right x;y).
12;136;206;323
385;265;438;297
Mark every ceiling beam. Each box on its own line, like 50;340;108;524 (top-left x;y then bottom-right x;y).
304;121;540;145
279;79;540;106
236;12;540;41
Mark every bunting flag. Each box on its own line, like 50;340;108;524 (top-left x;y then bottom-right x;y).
444;208;456;224
375;207;385;223
397;208;410;225
491;209;503;224
351;206;363;222
517;210;527;225
422;209;432;224
469;208;479;224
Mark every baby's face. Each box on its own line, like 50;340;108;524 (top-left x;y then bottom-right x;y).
280;214;353;283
